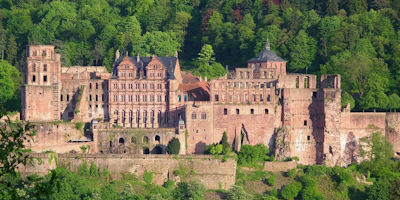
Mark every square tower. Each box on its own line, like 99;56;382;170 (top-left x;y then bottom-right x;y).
21;45;61;121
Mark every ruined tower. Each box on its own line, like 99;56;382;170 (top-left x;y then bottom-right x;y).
21;45;61;121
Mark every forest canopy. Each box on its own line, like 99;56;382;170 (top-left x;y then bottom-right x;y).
2;0;400;112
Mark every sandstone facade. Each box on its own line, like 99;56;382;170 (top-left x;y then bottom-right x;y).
21;43;400;166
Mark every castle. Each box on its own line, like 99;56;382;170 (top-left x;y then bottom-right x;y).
21;43;400;166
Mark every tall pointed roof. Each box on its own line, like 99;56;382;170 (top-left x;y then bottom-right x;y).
248;40;285;63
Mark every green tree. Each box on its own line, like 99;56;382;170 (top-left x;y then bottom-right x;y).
287;30;317;72
172;180;205;200
342;91;355;110
89;162;99;177
5;34;17;66
367;180;390;200
167;138;180;154
346;0;368;15
220;132;230;154
143;170;154;185
0;60;20;104
227;185;253;200
195;44;226;79
281;181;302;200
238;144;272;166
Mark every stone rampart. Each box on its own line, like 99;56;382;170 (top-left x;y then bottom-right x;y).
264;161;297;172
20;154;236;190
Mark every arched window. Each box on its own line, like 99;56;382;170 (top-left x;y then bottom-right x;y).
265;109;269;114
114;110;118;115
96;83;99;89
89;83;92;89
155;135;160;143
192;112;196;119
178;95;181;102
131;137;136;144
119;138;125;144
143;147;150;154
143;136;149;144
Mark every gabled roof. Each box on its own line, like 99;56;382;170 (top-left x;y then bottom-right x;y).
248;41;285;63
112;55;178;79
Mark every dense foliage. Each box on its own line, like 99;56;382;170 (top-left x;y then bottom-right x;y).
238;144;273;166
166;138;180;154
2;0;400;112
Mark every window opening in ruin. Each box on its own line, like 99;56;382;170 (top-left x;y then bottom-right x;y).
143;147;150;154
236;109;240;115
89;83;92;89
67;95;70;101
89;104;92;108
109;141;112;147
192;112;196;119
89;95;92;101
96;83;98;89
267;95;271;102
265;109;269;114
260;94;263;101
215;95;219;101
143;136;149;144
304;77;310;88
155;135;160;144
96;95;98;101
251;109;254;114
304;120;307;126
95;104;98;108
42;50;46;56
60;95;63;101
184;95;187;102
131;137;136;144
43;64;47;72
313;92;317;98
119;138;125;144
124;149;127;154
296;76;299;88
307;136;310;141
43;75;47;82
224;108;228;115
178;95;181;102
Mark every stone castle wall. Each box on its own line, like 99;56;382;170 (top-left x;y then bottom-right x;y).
20;154;236;190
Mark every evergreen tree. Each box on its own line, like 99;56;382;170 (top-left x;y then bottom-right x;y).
6;34;17;66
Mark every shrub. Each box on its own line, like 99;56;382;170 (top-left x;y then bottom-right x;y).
75;122;83;130
163;180;175;189
266;174;276;186
172;180;205;200
77;161;89;176
367;180;390;200
300;176;324;200
281;181;302;200
143;170;154;185
221;132;231;154
89;163;98;177
287;169;296;179
238;144;272;166
166;138;180;154
102;168;110;178
227;185;252;200
269;188;278;197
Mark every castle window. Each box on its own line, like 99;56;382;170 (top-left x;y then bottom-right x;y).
215;95;219;101
155;135;160;143
42;50;46;57
67;95;70;101
43;64;47;72
114;84;118;89
250;109;254;114
102;94;104;101
296;76;299;88
307;136;310;141
89;95;92;101
304;77;310;88
43;75;47;82
184;95;187;102
201;113;206;119
236;109;240;115
178;95;181;102
96;83;98;89
260;94;263;101
304;120;307;126
267;95;271;102
192;112;196;119
60;95;63;101
114;110;118;115
89;104;92;108
114;95;118;102
119;138;124;144
253;94;257;102
32;75;36;82
267;83;270;88
89;83;92;89
265;109;269;114
143;136;149;144
33;64;36;72
312;92;317;98
96;95;98;101
224;108;228;115
131;137;136;144
95;104;98;108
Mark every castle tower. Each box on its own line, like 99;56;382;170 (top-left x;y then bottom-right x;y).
21;45;61;121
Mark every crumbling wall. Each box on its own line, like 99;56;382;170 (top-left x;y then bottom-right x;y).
386;113;400;157
20;154;236;190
